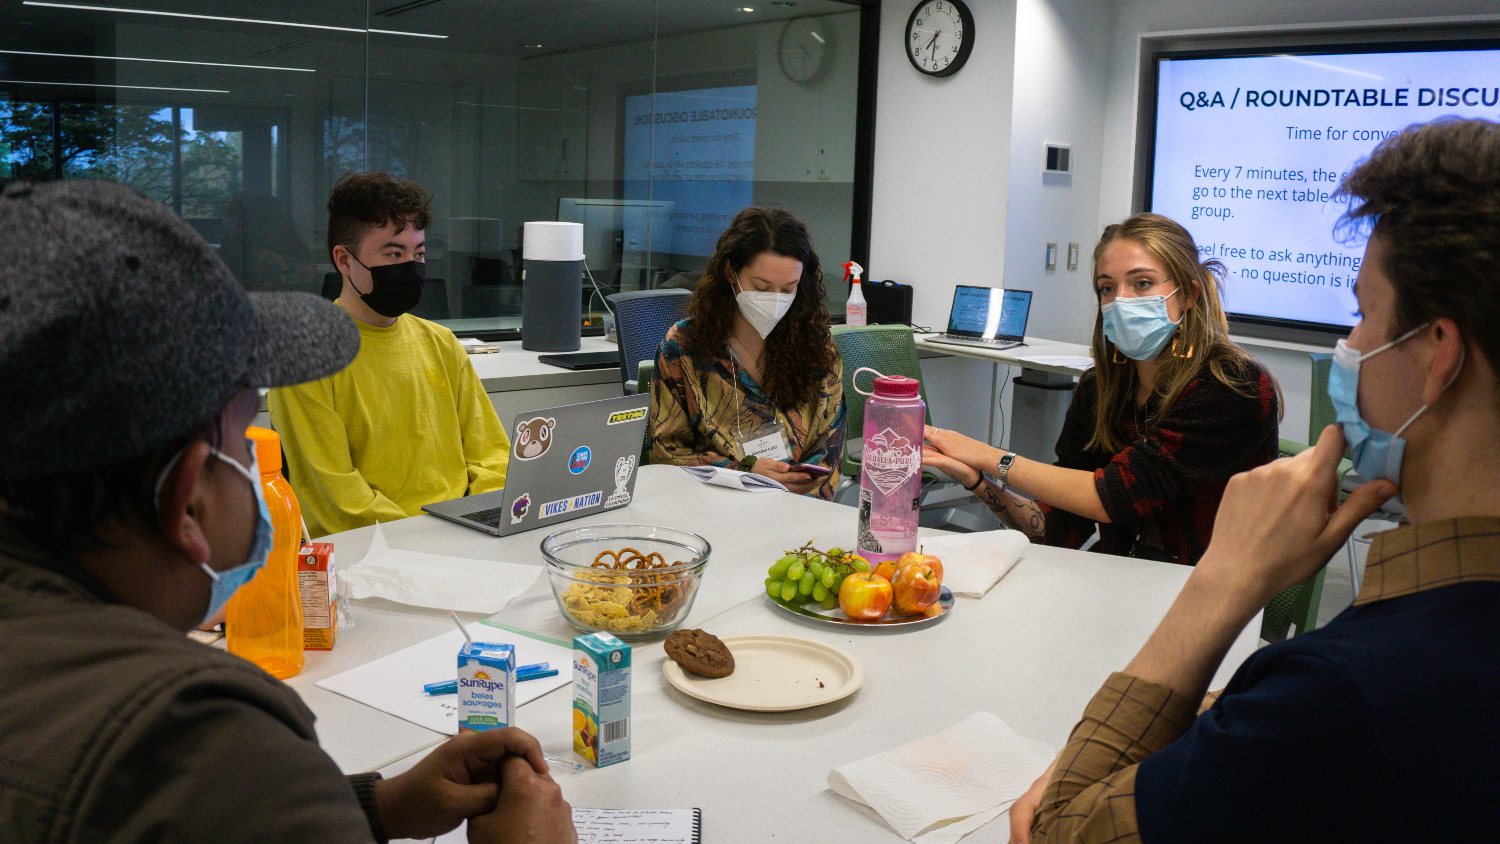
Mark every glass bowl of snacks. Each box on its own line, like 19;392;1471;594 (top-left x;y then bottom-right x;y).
541;524;711;639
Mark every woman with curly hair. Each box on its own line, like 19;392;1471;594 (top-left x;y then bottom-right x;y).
648;207;845;499
924;213;1281;565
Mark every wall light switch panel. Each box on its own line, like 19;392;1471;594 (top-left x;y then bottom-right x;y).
1067;242;1079;271
1045;242;1058;271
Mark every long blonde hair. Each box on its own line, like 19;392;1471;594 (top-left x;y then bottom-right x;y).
1086;213;1276;453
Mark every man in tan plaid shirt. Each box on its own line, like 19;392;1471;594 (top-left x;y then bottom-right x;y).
1011;118;1500;843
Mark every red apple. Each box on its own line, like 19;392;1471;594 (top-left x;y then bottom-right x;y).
896;551;943;583
839;572;893;621
892;563;941;615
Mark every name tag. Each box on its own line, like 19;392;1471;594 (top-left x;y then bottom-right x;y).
739;428;792;462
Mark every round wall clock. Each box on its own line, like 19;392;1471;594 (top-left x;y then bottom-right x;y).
779;16;830;84
905;0;974;78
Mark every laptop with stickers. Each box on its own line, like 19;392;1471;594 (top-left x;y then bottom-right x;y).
421;393;650;536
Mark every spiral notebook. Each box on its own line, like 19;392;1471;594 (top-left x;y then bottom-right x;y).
433;808;701;843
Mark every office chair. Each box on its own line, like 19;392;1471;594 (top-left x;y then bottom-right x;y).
608;289;691;393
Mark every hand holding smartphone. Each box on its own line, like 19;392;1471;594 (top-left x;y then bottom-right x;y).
788;462;834;477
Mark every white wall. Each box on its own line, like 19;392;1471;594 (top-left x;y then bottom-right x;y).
870;0;1020;439
1002;0;1111;347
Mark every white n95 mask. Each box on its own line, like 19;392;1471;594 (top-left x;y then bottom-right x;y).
735;286;795;339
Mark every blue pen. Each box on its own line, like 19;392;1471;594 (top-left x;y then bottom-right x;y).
423;662;552;696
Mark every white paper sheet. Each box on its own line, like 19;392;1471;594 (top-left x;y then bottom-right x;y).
316;621;573;735
679;465;787;492
337;522;542;614
828;712;1054;843
435;809;701;844
918;530;1029;598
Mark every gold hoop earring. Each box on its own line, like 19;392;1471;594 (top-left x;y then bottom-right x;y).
1111;347;1127;365
1170;337;1195;359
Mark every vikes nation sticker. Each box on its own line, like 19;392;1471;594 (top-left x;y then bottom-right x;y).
540;491;603;520
606;407;647;426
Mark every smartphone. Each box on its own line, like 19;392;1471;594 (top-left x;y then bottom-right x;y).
788;462;834;477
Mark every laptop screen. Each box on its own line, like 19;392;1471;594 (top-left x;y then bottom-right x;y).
946;286;1033;339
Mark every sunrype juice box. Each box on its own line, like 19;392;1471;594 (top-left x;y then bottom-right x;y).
457;642;515;732
572;632;631;767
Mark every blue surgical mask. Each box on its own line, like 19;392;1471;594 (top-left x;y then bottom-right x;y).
1328;322;1462;486
1101;288;1181;361
155;442;274;624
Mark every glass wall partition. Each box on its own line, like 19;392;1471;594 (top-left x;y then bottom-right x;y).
1;0;868;334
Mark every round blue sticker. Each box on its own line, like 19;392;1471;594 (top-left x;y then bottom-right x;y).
568;446;592;474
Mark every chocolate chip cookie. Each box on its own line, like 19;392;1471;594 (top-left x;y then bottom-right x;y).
664;628;735;678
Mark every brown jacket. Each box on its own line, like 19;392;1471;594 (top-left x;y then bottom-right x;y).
0;542;382;842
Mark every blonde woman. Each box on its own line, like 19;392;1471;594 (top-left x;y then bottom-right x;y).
924;213;1280;564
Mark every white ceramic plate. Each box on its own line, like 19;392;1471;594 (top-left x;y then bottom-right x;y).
662;634;863;712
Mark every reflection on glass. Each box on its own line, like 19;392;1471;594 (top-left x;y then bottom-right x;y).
0;1;866;335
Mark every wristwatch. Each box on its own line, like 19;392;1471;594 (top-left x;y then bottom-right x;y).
993;452;1017;489
737;454;758;472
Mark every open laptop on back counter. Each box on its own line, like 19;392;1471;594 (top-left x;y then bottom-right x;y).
923;285;1033;351
422;393;649;536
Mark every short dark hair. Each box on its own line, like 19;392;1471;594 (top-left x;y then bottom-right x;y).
326;171;432;263
1336;118;1500;373
0;418;221;554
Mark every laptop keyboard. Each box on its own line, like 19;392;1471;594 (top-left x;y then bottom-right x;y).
929;335;1024;350
460;507;506;529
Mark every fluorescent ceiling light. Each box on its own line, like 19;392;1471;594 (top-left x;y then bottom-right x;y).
0;78;229;93
21;2;448;39
0;48;314;72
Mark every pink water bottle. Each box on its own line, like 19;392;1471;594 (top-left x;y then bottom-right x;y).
855;370;925;564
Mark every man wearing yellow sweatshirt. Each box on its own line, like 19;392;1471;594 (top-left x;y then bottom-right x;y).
269;172;508;537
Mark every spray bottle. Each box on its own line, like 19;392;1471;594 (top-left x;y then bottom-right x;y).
843;260;868;327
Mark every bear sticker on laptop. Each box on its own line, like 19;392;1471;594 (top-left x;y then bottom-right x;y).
514;417;555;460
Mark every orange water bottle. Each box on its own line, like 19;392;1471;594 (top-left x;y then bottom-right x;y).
226;426;305;679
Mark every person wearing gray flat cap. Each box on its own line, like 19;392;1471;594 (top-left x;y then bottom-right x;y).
0;180;575;843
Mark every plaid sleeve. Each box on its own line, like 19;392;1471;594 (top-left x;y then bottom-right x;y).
797;353;845;501
1094;365;1278;525
1032;673;1198;844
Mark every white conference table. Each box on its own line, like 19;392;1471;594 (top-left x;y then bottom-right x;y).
288;465;1258;842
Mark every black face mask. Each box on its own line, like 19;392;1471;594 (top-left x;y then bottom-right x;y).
349;256;425;318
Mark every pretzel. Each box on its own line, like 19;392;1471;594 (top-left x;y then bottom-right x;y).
561;547;693;633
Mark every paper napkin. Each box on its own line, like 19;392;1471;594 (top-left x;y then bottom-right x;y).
337;522;541;614
679;464;788;492
918;530;1029;598
828;712;1054;843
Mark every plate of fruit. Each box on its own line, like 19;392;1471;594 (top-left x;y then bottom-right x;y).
763;542;951;629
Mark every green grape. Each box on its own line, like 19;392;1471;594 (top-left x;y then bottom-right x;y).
812;583;829;602
827;546;845;558
820;568;836;589
780;581;799;602
850;557;871;572
809;560;825;578
766;579;782;599
769;556;794;580
786;559;806;581
819;594;840;610
798;572;816;595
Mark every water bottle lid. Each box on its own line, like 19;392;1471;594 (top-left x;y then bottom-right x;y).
246;426;282;475
873;375;919;398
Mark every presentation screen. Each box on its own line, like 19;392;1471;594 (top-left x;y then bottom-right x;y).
1148;41;1500;334
623;84;757;258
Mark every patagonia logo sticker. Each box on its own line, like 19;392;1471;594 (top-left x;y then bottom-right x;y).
568;446;592;475
514;417;555;461
607;407;647;425
605;455;636;507
540;491;604;519
510;493;532;524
